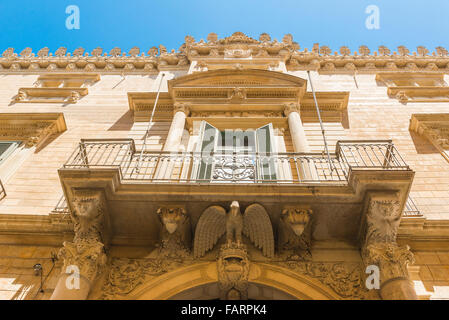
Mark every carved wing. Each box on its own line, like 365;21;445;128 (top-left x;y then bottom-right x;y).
193;206;226;258
243;204;275;258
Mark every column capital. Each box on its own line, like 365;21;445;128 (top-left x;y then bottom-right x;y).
362;242;414;281
283;102;300;117
58;240;107;283
173;102;191;116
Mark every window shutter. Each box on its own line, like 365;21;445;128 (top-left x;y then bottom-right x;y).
195;121;219;181
256;124;277;181
0;142;20;164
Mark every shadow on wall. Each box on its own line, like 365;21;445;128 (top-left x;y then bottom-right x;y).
35;131;65;153
108;110;134;131
410;131;439;154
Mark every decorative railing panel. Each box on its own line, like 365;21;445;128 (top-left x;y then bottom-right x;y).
63;139;410;184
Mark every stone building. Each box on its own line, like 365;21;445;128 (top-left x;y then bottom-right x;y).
0;32;448;300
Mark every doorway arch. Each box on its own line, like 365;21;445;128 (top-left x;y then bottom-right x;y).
129;262;341;300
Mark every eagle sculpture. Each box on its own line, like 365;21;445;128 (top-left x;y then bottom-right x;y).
193;201;274;258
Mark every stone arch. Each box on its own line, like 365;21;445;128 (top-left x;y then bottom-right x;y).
129;262;342;300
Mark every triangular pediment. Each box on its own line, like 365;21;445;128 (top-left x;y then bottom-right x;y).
168;69;307;89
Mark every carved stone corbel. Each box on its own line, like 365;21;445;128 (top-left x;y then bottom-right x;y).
155;205;191;257
278;206;313;261
70;189;111;245
50;189;110;300
362;193;402;245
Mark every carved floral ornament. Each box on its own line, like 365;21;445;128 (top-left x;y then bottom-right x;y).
1;33;447;73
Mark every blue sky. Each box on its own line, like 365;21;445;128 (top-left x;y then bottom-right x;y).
0;0;448;54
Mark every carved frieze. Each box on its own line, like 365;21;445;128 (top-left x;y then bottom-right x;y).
277;261;371;299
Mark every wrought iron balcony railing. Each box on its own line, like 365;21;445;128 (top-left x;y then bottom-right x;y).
62;139;409;184
403;196;423;217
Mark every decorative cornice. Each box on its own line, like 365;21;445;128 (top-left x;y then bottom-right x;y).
0;113;67;148
2;33;448;74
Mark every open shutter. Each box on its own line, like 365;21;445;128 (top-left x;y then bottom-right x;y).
256;124;277;181
0;142;20;164
194;121;219;181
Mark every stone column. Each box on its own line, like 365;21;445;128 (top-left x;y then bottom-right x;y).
51;240;106;300
50;190;110;300
361;193;418;300
163;102;190;152
283;103;311;153
363;242;417;300
156;103;190;180
284;103;317;180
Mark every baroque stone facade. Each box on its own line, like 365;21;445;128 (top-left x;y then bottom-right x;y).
0;32;449;300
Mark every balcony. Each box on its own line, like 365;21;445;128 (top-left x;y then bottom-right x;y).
62;139;409;184
58;138;414;246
